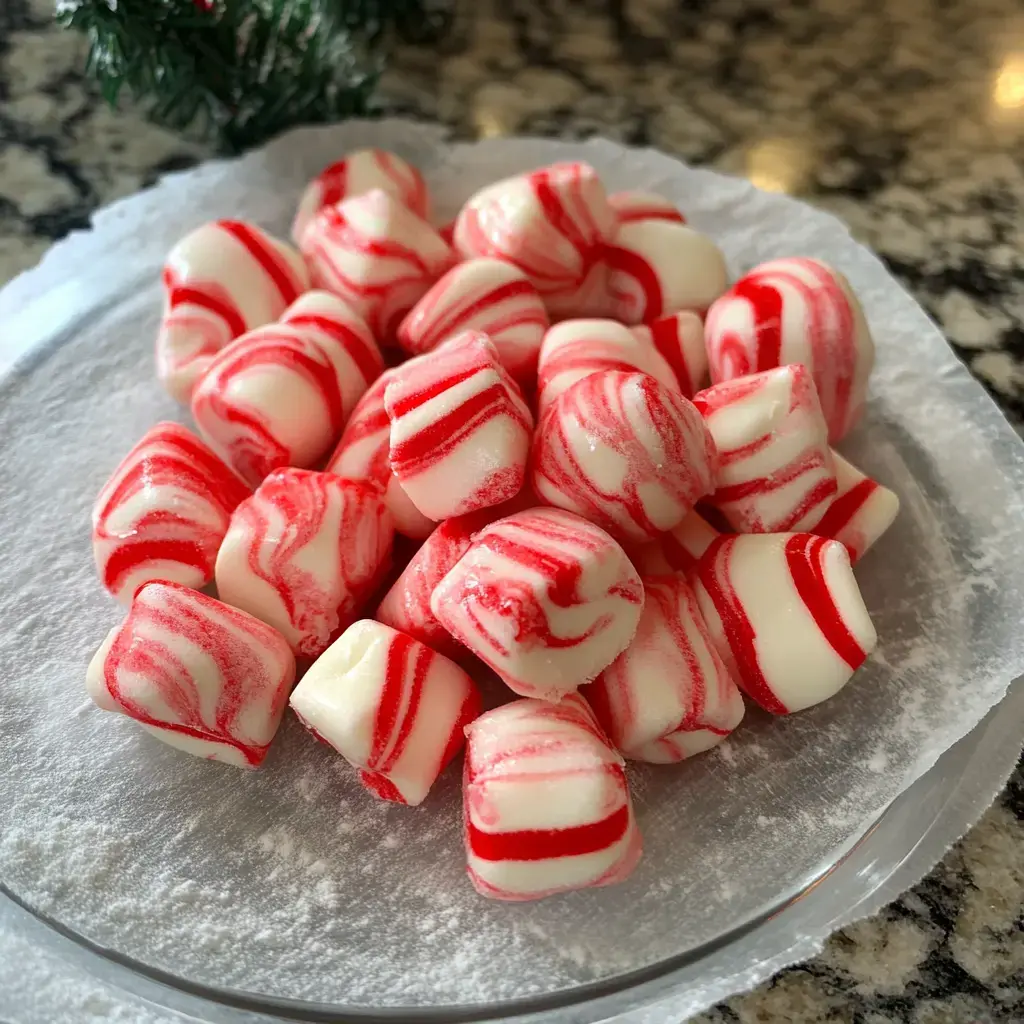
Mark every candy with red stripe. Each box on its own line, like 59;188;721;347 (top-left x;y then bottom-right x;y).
463;692;642;901
532;370;718;544
430;508;644;700
384;331;534;520
536;317;680;415
86;581;296;767
156;220;309;403
608;190;686;225
625;509;720;577
324;369;434;540
291;148;429;244
191;293;382;487
300;189;454;340
604;219;727;325
215;469;393;660
704;258;875;443
694;365;837;534
289;619;480;805
586;575;745;762
453;162;616;319
396;258;549;385
811;452;900;562
92;422;250;604
630;310;708;397
694;533;877;714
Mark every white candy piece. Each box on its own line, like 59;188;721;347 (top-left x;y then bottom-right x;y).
586;575;745;762
300;189;454;340
463;693;642;901
629;310;707;397
289;620;480;806
430;507;644;700
605;220;728;325
811;452;900;562
396;257;549;385
536;318;679;415
384;332;534;521
608;191;686;225
291;148;429;244
694;364;837;534
694;533;878;714
156;220;310;403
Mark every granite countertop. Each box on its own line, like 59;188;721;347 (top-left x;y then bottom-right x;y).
1;0;1022;1021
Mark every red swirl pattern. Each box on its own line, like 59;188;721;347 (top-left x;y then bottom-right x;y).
215;469;393;660
92;422;250;604
532;370;718;544
608;190;686;224
86;581;296;767
463;693;642;901
630;310;708;397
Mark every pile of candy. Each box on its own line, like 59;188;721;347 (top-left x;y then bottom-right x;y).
86;149;899;902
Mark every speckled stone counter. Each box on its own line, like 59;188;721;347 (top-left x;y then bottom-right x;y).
1;0;1022;1021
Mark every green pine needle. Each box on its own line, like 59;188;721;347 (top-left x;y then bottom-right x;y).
57;0;447;153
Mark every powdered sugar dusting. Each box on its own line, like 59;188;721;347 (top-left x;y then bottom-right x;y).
1;122;1024;1010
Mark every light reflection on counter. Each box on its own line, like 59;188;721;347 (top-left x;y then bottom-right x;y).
745;137;817;195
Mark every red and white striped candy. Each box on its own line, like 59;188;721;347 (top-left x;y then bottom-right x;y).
92;422;250;604
811;452;900;562
453;162;616;319
215;469;393;660
384;331;533;521
431;508;644;700
324;369;434;540
289;619;480;806
463;693;642;901
626;509;720;577
586;575;745;762
86;581;295;767
604;220;727;325
608;190;686;225
694;533;877;714
191;295;382;488
536;318;680;415
291;148;428;244
630;310;708;397
694;365;837;534
300;189;454;340
704;258;875;443
156;220;309;403
396;258;549;385
532;371;718;544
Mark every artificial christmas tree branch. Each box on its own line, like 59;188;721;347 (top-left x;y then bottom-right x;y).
57;0;447;153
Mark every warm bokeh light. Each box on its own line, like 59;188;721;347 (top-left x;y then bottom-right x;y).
745;137;816;195
993;54;1024;110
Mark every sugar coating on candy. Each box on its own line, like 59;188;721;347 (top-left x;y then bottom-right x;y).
463;693;642;901
92;422;250;604
156;220;309;403
396;258;549;385
453;162;616;319
694;364;837;534
608;190;686;224
532;370;718;544
630;310;708;397
215;469;393;660
605;220;727;325
536;317;680;414
86;582;296;767
324;369;434;540
586;575;745;762
811;452;900;562
289;620;480;806
625;509;720;577
300;189;455;340
704;257;875;443
694;533;877;715
291;148;429;244
384;331;534;521
430;507;644;700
